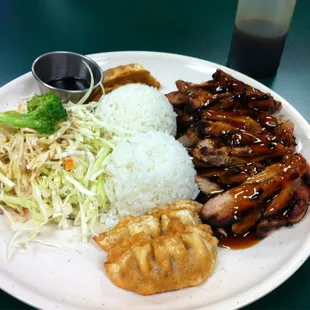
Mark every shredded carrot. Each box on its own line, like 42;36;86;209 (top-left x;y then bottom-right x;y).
22;207;29;216
65;158;73;170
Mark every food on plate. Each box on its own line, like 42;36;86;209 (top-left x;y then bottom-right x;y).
103;131;199;217
0;93;67;133
0;76;195;253
190;138;294;167
167;70;281;113
96;83;177;136
93;201;218;295
0;59;309;259
104;225;217;295
0;99;114;246
90;63;161;101
166;69;310;246
168;69;283;135
94;200;202;251
196;162;263;189
200;154;308;228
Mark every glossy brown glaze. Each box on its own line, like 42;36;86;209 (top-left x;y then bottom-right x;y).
213;227;260;250
167;69;310;246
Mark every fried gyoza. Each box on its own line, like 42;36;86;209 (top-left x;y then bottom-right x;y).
104;222;217;295
93;201;218;295
93;200;201;251
89;63;161;101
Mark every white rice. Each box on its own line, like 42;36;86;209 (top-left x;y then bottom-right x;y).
104;131;199;216
96;84;177;136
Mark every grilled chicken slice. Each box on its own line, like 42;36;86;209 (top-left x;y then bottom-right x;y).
245;94;281;113
191;139;294;167
212;70;268;98
274;120;296;147
190;139;248;167
176;105;199;129
287;178;310;224
256;218;288;239
189;92;279;112
176;79;219;94
198;163;263;186
202;110;262;132
169;80;230;109
256;178;309;239
181;119;282;148
264;182;294;217
173;72;281;112
303;171;310;187
191;149;247;167
178;121;233;147
256;113;279;128
192;120;237;137
192;158;212;169
231;209;262;235
200;154;308;227
177;134;193;147
243;159;287;184
188;92;239;110
195;175;222;196
212;69;262;93
166;91;189;105
219;131;279;147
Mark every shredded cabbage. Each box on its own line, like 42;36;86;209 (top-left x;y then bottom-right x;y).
0;64;145;260
0;98;124;260
76;61;95;105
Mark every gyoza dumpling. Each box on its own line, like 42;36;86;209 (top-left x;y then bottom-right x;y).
93;215;161;251
104;222;218;295
93;200;202;251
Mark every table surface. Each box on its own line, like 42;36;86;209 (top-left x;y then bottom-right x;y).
0;0;310;309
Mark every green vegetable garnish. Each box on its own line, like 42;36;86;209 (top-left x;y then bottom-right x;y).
0;93;68;133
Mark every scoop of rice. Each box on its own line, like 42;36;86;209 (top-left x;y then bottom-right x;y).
104;131;199;216
96;84;177;136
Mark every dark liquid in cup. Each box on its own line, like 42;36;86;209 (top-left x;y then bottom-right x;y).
48;77;90;91
227;19;287;78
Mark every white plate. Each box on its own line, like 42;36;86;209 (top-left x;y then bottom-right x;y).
0;51;310;310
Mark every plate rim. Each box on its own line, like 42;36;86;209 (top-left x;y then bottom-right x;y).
0;50;310;310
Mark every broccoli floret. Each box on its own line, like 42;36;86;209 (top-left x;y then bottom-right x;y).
0;94;68;134
27;94;47;112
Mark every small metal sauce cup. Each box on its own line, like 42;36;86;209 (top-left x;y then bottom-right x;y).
31;51;104;102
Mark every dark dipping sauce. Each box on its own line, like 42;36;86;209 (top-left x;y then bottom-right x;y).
48;76;90;91
213;228;260;250
227;19;287;78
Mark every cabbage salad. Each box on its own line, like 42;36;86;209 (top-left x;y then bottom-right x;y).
0;98;122;256
0;63;137;259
